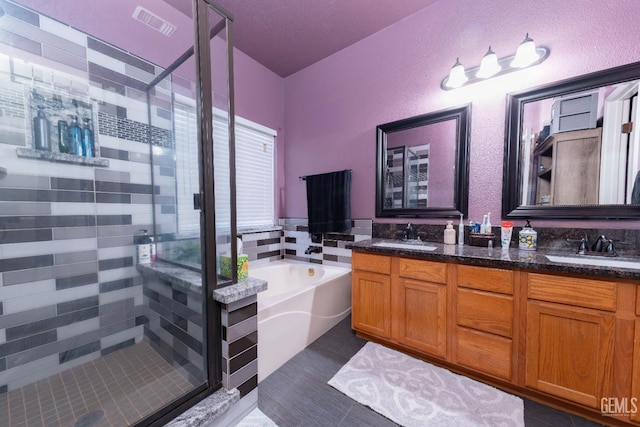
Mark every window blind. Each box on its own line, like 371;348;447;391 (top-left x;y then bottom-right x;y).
173;101;276;234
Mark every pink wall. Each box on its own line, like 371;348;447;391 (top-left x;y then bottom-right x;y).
233;49;286;220
282;0;640;228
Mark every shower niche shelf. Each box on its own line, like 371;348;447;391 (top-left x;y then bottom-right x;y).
16;147;109;167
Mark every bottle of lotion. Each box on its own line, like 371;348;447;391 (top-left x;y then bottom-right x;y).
458;213;464;245
444;221;456;245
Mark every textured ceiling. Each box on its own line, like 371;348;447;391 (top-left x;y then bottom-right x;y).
14;0;439;77
210;0;440;77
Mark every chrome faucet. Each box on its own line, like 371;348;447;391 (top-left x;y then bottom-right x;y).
305;246;322;254
591;235;617;254
402;222;418;241
568;234;618;256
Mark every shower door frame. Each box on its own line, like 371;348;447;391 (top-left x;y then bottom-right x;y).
136;0;235;425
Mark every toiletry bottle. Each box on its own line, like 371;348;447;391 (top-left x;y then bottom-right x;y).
149;235;156;261
57;118;71;154
70;115;84;156
485;212;492;235
480;215;487;234
136;229;152;264
518;220;537;251
33;105;51;151
458;213;464;245
444;220;456;245
83;118;94;157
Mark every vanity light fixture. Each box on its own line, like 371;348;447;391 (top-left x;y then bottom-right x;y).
476;46;501;78
444;57;468;89
511;33;540;68
441;33;549;90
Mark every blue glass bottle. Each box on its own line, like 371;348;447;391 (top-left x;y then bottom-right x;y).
83;118;94;157
70;115;84;156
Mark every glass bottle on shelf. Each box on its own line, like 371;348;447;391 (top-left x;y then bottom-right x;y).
70;115;84;156
83;118;94;157
33;105;51;151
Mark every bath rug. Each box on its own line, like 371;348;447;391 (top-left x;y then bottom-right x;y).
328;342;524;427
237;407;278;427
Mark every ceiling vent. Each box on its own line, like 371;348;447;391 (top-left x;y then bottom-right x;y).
132;6;176;37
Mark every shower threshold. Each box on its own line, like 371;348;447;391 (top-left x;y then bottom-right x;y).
0;341;195;427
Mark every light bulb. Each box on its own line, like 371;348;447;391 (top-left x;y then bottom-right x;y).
511;33;540;68
445;58;468;88
476;46;501;78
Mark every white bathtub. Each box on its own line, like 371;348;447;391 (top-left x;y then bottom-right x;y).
251;259;352;381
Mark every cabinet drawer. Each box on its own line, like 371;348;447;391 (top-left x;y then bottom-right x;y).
637;290;640;316
352;252;391;275
456;327;512;381
457;288;513;337
398;258;447;284
527;273;616;312
458;265;513;295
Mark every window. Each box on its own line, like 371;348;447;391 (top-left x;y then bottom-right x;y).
173;99;276;234
234;117;276;228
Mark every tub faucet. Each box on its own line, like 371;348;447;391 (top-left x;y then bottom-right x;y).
305;246;322;254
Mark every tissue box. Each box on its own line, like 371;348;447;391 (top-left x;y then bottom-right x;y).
220;254;249;280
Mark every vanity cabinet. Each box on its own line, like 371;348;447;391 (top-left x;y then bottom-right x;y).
351;250;640;425
632;294;640;423
453;265;515;381
351;252;391;338
525;273;616;409
352;253;448;357
392;258;447;358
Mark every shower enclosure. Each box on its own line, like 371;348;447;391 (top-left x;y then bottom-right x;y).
0;0;235;425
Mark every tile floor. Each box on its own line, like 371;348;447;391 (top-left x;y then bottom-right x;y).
258;316;604;427
0;342;195;427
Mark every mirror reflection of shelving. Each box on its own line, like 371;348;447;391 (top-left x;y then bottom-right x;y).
534;128;602;205
385;144;429;208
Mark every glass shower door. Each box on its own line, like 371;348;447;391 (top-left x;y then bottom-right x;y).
0;1;229;425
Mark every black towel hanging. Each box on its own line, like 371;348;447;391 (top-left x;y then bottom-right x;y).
305;169;352;234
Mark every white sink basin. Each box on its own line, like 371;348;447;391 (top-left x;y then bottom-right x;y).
545;255;640;270
372;241;437;251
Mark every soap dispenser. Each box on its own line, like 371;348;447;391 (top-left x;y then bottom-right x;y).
518;220;537;251
444;220;456;245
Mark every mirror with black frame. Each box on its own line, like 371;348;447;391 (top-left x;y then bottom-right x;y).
503;61;640;219
376;104;470;218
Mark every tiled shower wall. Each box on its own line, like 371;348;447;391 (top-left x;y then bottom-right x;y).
0;1;183;392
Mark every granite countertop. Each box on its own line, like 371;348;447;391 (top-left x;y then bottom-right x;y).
348;238;640;280
137;261;268;303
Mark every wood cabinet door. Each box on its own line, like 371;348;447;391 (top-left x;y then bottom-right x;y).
526;300;614;408
392;277;446;358
352;270;391;338
632;319;640;423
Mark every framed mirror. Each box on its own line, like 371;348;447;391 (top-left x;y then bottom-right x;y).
376;104;470;218
503;61;640;219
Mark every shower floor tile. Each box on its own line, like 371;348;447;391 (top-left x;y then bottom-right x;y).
0;341;196;427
